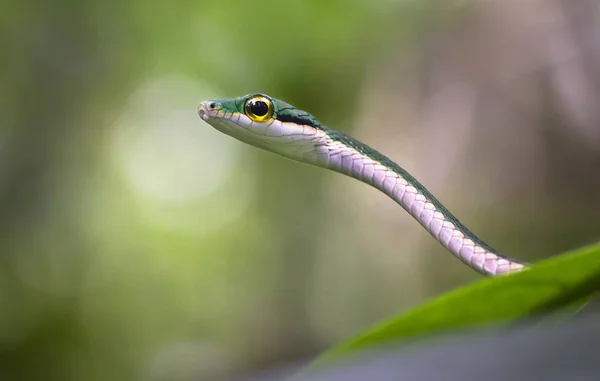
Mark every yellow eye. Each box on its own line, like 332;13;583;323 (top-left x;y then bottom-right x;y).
244;95;274;123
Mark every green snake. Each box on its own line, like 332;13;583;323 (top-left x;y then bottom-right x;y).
197;93;528;276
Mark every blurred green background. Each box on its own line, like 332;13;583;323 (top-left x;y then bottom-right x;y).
1;0;599;380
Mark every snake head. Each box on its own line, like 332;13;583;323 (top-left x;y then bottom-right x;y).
198;93;326;160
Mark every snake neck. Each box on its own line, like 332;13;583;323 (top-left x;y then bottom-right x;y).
304;129;526;276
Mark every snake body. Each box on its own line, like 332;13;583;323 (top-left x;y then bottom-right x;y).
198;93;527;276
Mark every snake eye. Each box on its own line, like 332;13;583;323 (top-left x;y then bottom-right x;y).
244;95;274;123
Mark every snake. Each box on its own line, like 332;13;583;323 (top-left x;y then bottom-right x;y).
197;93;528;276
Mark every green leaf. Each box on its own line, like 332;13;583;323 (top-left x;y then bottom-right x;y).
312;243;600;367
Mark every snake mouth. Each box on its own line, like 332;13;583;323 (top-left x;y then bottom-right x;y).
197;104;209;121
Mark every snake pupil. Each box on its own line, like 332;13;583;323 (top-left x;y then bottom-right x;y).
250;100;269;117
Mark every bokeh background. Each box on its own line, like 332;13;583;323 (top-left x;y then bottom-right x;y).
1;0;600;380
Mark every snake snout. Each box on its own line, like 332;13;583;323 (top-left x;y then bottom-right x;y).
197;103;208;120
198;100;220;121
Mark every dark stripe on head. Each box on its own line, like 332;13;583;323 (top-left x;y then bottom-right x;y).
276;112;321;128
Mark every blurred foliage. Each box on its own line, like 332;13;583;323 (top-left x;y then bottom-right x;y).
1;0;599;380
